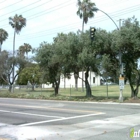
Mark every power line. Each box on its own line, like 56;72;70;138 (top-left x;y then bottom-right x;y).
96;0;128;6
26;2;75;20
0;0;52;22
0;1;75;28
0;0;22;11
0;0;127;21
5;9;140;44
0;0;74;27
0;0;6;4
0;0;134;22
1;1;139;30
0;0;131;24
9;0;139;32
4;3;140;38
5;5;140;43
0;0;41;17
1;0;140;43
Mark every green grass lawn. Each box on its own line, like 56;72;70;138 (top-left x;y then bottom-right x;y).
60;84;132;96
0;84;139;102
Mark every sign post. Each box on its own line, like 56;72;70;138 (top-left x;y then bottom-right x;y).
119;76;124;102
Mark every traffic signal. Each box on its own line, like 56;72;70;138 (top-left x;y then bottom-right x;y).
90;27;96;41
123;66;125;74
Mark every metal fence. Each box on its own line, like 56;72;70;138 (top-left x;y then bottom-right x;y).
0;84;128;99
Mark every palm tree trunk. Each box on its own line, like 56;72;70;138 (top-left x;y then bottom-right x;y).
0;43;1;53
82;19;84;32
82;19;84;92
27;52;28;59
13;30;16;57
12;30;16;93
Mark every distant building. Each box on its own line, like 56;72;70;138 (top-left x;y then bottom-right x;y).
42;71;101;88
60;71;100;88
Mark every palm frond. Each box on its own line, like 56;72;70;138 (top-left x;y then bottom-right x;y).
9;14;26;34
76;0;97;25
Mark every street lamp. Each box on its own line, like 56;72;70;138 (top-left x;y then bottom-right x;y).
95;7;123;102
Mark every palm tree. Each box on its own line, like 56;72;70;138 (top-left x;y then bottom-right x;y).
9;14;26;93
77;0;97;92
0;28;8;53
23;43;32;58
18;45;25;59
9;14;26;57
77;0;97;32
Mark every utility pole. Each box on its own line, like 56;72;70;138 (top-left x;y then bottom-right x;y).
94;8;125;102
118;19;124;102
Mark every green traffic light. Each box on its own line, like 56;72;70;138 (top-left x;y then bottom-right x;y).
90;27;96;41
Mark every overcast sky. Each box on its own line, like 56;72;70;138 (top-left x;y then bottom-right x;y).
0;0;140;52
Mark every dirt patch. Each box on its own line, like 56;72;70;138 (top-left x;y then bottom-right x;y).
124;98;140;103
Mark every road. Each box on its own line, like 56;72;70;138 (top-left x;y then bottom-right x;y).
0;98;140;140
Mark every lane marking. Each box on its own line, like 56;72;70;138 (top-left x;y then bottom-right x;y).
0;103;99;113
19;112;105;126
0;109;64;119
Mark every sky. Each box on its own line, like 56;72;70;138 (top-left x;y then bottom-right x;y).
0;0;140;54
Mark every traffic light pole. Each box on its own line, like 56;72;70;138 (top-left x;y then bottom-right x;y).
118;19;124;102
97;9;119;30
95;8;123;102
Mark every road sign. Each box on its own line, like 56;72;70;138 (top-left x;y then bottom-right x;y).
119;77;124;89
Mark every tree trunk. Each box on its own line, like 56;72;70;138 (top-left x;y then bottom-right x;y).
82;19;84;32
129;78;139;98
54;84;59;96
12;30;16;93
75;77;78;90
64;76;66;89
74;72;79;91
54;77;60;96
132;81;139;99
32;84;34;91
131;89;139;99
9;84;12;92
0;43;2;53
13;30;16;57
106;79;108;99
81;19;84;92
85;67;92;97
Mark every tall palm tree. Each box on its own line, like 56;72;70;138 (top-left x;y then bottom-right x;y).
77;0;97;32
0;28;8;53
9;14;26;93
77;0;97;92
9;14;26;57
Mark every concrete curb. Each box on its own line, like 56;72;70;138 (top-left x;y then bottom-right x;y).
0;97;140;106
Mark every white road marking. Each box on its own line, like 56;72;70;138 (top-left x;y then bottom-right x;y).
19;112;105;126
0;109;64;119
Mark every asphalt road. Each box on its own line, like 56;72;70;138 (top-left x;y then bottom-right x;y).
0;98;140;140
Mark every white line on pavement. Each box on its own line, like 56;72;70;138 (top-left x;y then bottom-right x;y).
19;112;105;126
0;109;65;119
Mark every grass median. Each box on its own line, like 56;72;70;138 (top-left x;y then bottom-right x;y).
0;85;139;103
